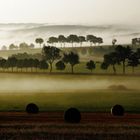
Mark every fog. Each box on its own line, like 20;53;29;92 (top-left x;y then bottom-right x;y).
0;23;140;47
0;74;139;94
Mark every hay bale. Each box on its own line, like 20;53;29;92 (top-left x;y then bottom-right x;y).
111;105;125;116
26;103;39;114
64;108;81;123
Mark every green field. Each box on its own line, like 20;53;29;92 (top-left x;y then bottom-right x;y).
0;73;139;113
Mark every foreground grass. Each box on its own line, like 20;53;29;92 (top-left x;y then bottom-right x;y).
0;90;139;113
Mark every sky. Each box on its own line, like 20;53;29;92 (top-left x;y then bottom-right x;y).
0;0;140;25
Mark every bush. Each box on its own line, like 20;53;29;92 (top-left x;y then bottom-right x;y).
26;103;39;114
64;108;81;123
111;105;125;116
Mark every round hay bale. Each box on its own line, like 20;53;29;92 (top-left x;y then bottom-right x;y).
64;108;81;123
26;103;39;114
111;105;125;116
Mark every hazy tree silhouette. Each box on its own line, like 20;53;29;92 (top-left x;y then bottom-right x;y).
97;37;103;46
39;60;49;71
1;45;7;50
128;52;139;73
19;42;29;50
86;35;97;47
86;60;96;72
103;52;119;74
42;46;61;73
100;62;109;71
63;52;79;74
115;45;132;74
48;37;58;46
58;35;67;47
0;59;6;71
9;44;18;50
35;38;44;48
67;35;79;47
7;57;17;72
56;61;66;71
78;36;86;47
112;39;117;46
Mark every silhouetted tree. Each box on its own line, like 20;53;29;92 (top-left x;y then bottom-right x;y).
132;38;140;46
1;45;7;50
56;61;66;71
112;39;117;46
63;52;79;74
9;44;18;50
58;35;67;47
39;60;49;70
78;36;86;47
86;60;96;72
115;45;132;74
86;35;97;47
103;52;119;74
100;62;109;71
0;58;6;71
97;37;103;46
48;37;58;46
26;103;39;114
17;59;24;72
19;42;29;50
35;38;44;47
7;57;17;72
128;52;139;73
67;35;79;47
42;46;61;73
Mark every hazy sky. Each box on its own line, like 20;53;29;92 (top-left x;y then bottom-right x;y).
0;0;140;25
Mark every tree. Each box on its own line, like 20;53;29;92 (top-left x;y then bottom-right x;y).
67;35;79;47
42;46;61;73
6;57;17;72
128;52;139;73
58;35;67;47
103;52;119;74
39;60;49;70
78;36;86;47
115;45;132;74
17;59;24;72
35;38;44;47
63;52;79;74
33;59;40;72
132;38;140;46
19;42;29;50
29;43;35;49
1;46;7;50
100;62;109;71
86;60;96;72
97;37;103;46
47;37;58;46
112;39;117;46
0;58;6;71
56;61;66;71
9;44;18;50
86;35;97;47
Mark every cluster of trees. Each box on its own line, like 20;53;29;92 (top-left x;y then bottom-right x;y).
1;43;35;50
132;38;140;46
47;35;103;47
102;45;140;74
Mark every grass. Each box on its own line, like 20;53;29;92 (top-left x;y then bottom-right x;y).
0;90;139;113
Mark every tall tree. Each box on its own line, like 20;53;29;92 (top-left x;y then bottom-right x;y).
42;46;61;73
6;57;17;72
97;37;103;46
35;38;44;47
58;35;67;47
39;60;49;71
86;60;96;72
115;45;132;74
47;37;58;46
103;52;119;74
86;35;97;47
63;52;79;74
128;52;139;73
78;36;86;47
67;35;79;47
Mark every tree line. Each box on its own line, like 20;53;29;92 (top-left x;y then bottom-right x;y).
0;45;140;74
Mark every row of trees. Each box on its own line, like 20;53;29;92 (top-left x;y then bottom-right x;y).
1;43;35;51
0;45;140;74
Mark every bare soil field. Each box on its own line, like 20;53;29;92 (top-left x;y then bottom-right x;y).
0;112;139;140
